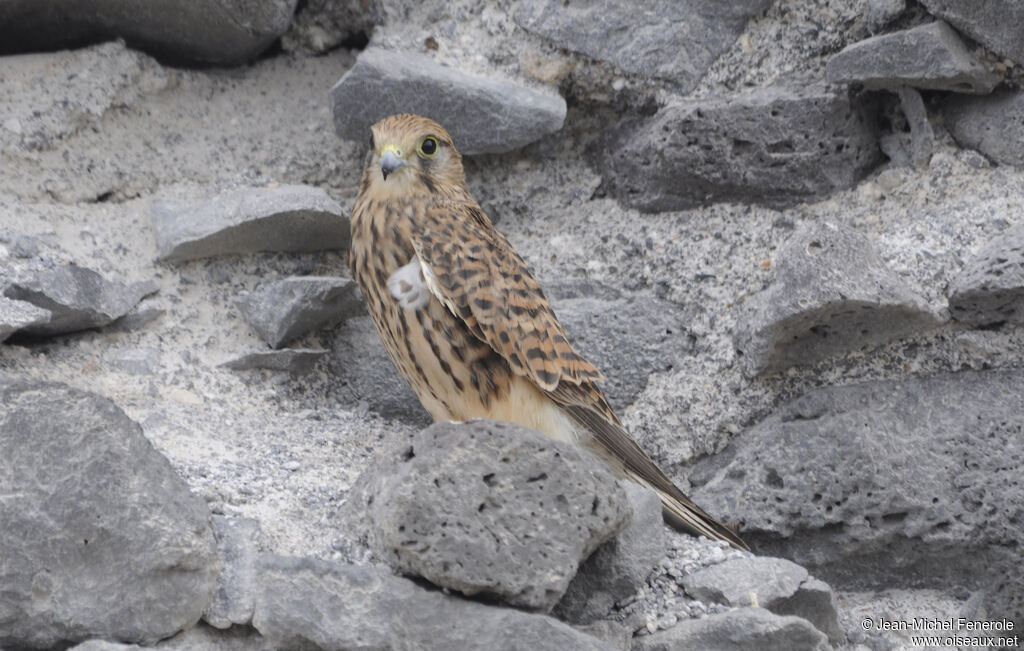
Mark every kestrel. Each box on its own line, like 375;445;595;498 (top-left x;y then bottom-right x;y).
349;114;747;550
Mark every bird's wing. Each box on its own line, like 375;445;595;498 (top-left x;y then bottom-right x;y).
409;199;602;392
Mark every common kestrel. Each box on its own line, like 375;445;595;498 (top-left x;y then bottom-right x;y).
349;113;746;550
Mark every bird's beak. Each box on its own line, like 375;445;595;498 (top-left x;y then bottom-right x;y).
380;144;407;181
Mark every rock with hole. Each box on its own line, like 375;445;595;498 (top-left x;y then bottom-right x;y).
634;607;831;651
348;419;632;611
948;222;1024;326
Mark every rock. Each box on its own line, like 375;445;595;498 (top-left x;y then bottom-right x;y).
550;288;694;411
733;220;942;376
593;81;881;212
349;420;632;611
0;41;168;154
919;0;1024;66
554;482;666;624
203;517;261;629
512;0;770;91
897;86;934;168
0;0;298;66
944;90;1024;167
825;21;998;93
330;46;567;155
104;348;161;375
253;555;614;650
69;642;142;651
0;296;50;342
948;222;1024;326
692;370;1024;628
682;556;842;644
10;234;41;258
3;264;156;337
863;0;906;33
235;276;361;348
575;620;632;651
633;607;831;651
0;380;218;648
328;314;433;426
221;348;329;374
152;185;348;262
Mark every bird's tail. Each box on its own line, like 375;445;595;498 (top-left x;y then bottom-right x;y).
627;470;749;551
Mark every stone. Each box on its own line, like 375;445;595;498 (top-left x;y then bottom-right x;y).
330;47;567;155
944;90;1024;167
554;482;666;624
825;21;999;93
104;348;161;375
235;276;361;348
0;0;298;66
682;556;842;644
692;370;1024;628
633;607;831;651
203;517;261;629
152;185;348;262
513;0;770;91
349;420;632;611
897;86;934;168
253;555;614;650
0;42;168;154
221;348;329;374
919;0;1024;66
733;220;942;376
69;642;142;651
283;0;376;54
593;81;881;212
328;314;433;426
948;222;1024;326
3;264;156;337
863;0;906;33
0;380;218;648
0;296;50;342
551;287;693;411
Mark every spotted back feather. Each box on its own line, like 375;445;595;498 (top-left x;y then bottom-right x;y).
410;198;603;392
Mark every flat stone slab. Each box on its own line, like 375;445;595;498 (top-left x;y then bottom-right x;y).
0;295;51;342
330;47;566;155
3;264;156;336
593;81;881;212
826;21;999;93
221;348;329;374
235;276;360;348
513;0;770;91
733;220;942;376
634;607;831;651
944;90;1024;167
348;419;631;611
949;222;1024;326
920;0;1024;66
152;184;348;262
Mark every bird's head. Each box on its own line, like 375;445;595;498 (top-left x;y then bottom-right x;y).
362;114;466;199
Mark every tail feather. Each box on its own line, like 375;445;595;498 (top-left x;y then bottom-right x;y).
628;472;749;551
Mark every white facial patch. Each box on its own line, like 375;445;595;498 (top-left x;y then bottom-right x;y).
387;258;431;310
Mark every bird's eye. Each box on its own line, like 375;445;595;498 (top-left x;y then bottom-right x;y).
417;136;439;158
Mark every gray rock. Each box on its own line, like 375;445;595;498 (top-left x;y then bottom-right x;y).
3;264;156;336
0;41;168;154
863;0;906;33
682;557;842;644
235;276;360;348
203;517;261;629
0;0;297;66
253;555;614;650
513;0;770;91
555;482;666;624
944;90;1024;167
826;21;999;93
919;0;1024;66
283;0;376;54
733;220;942;376
152;185;348;262
69;642;142;651
593;81;881;212
221;348;329;374
949;222;1024;326
349;420;632;611
633;607;831;651
551;288;693;411
692;370;1024;628
0;380;218;648
897;86;935;168
0;296;51;342
574;620;632;651
10;234;41;258
330;46;567;155
328;314;432;426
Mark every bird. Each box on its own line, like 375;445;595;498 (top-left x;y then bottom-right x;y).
348;113;747;551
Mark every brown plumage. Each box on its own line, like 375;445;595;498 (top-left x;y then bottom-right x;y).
348;113;747;550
